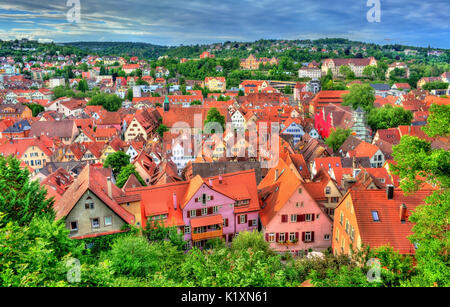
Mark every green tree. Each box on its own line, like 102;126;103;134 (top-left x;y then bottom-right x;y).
325;128;352;152
26;103;45;117
422;81;449;91
116;164;146;188
156;124;169;138
367;105;413;131
88;93;123;112
392;104;450;287
339;65;355;80
77;79;89;93
204;107;225;133
343;83;375;111
126;88;133;101
0;156;55;226
103;151;131;176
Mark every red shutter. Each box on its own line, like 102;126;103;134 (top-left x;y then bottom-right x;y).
210;195;214;200
311;231;315;242
302;232;305;242
276;233;279;242
295;232;299;241
312;214;315;221
244;214;248;223
281;215;287;223
265;233;269;241
285;232;288;241
299;214;305;222
208;207;213;215
248;219;252;227
196;209;201;216
225;218;229;227
187;211;190;218
195;198;198;202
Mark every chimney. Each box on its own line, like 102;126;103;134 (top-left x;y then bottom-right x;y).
209;178;213;186
173;192;177;210
400;203;407;223
352;157;356;169
274;169;279;182
107;177;112;199
219;174;223;184
386;184;394;200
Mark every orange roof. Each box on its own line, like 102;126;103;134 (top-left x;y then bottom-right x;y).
190;214;223;228
349;141;380;158
347;188;433;254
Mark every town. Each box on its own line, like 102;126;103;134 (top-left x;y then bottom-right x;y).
0;37;448;288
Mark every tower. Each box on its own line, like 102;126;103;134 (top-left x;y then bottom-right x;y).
351;106;372;142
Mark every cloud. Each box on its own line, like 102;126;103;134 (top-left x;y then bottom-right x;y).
0;0;448;48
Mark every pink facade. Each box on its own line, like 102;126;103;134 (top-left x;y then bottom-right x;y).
263;187;333;255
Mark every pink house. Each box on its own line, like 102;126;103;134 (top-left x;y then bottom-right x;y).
258;159;333;256
126;170;260;249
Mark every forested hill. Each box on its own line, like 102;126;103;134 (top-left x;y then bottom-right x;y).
62;42;170;58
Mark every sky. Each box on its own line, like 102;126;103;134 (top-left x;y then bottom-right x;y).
0;0;449;48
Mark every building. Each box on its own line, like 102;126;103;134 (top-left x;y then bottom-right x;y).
125;170;260;249
240;55;278;70
298;67;322;79
259;159;333;256
204;77;226;92
351;107;372;143
321;57;377;77
332;186;433;256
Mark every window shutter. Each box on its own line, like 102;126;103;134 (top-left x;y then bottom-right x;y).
311;231;315;242
248;219;252;227
196;209;201;216
285;232;288;241
276;233;279;242
195;198;198;202
210;195;214;200
244;215;248;223
265;233;269;241
295;232;299;241
208;207;213;215
187;211;190;218
299;214;305;222
302;232;305;242
225;218;229;227
311;214;315;221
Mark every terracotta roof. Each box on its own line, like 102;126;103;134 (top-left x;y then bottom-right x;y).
347;188;433;254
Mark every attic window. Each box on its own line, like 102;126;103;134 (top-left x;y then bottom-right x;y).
371;211;380;222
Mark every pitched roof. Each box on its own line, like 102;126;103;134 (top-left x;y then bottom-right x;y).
346;189;433;254
53;164;135;224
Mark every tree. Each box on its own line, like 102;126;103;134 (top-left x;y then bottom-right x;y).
391;104;450;287
343;83;375;111
126;88;133;101
367;105;413;131
422;81;449;91
325;128;352;152
339;65;355;80
231;230;271;255
204;107;225;133
103;151;131;176
363;65;378;80
156;124;169;138
26;103;45;117
0;156;54;226
77;79;89;93
116;164;146;188
87;93;123;112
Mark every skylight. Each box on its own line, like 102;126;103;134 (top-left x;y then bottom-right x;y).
371;211;380;222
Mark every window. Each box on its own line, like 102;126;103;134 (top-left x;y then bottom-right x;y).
325;187;331;194
340;212;344;225
306;213;313;221
190;210;196;217
85;197;94;209
268;233;275;242
345;220;349;234
304;232;312;242
290;214;297;222
184;226;191;234
213;206;219;214
91;218;100;228
201;208;208;216
239;215;246;224
279;233;286;243
70;221;78;231
335;229;339;242
324;234;330;240
371;211;380;222
289;233;296;242
104;216;112;226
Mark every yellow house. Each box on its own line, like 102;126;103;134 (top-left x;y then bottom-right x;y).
124;117;148;142
100;144;117;164
22;144;52;170
204;77;226;92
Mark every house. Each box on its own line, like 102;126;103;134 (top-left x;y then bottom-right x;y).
321;57;377;77
0;104;32;119
298;67;321;79
347;141;385;168
53;165;136;238
124;109;161;142
332;186;433;256
125;170;260;249
281;118;305;145
240;55;278;70
29;120;78;145
204;77;226;92
258;159;333;256
370;83;391;97
386;62;410;79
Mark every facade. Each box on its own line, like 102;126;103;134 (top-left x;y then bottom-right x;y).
351;107;372;143
298;67;322;79
204;77;226;92
321;57;377;77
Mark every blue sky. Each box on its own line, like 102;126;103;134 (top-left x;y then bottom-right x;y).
0;0;449;48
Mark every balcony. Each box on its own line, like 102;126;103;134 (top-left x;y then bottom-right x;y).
191;229;223;242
